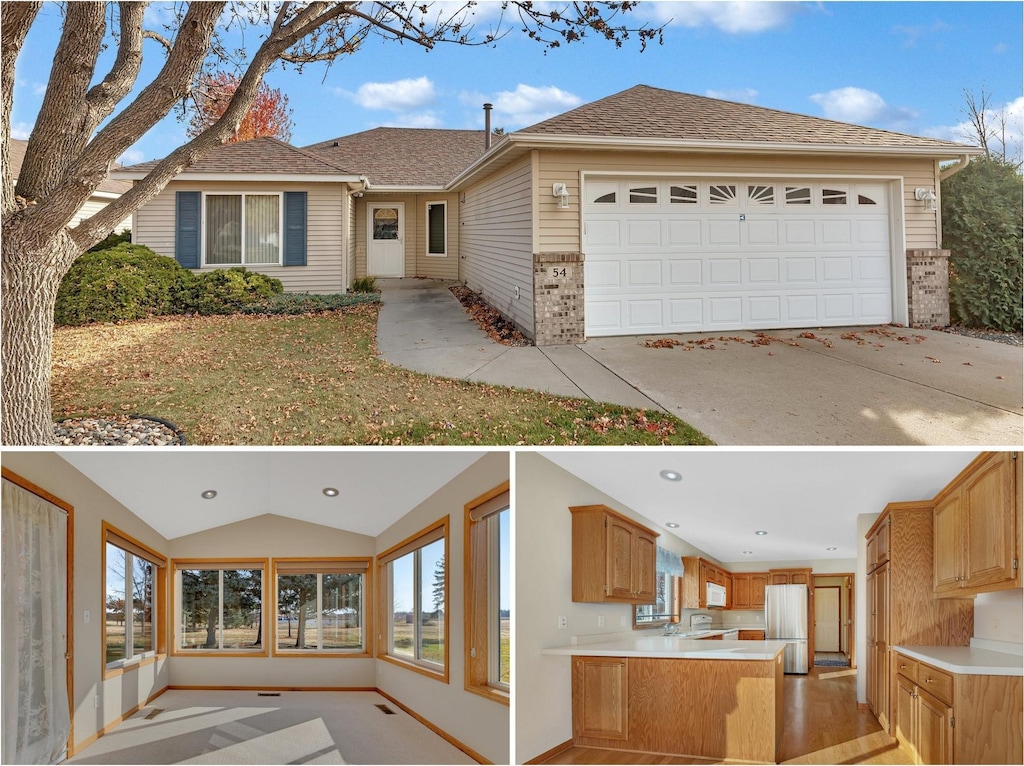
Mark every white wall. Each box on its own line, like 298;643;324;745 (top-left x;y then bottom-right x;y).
973;589;1024;644
374;452;510;766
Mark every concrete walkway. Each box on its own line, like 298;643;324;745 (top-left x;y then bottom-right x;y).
375;279;1024;445
375;279;661;409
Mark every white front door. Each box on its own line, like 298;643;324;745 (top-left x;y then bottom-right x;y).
367;203;405;277
583;177;893;336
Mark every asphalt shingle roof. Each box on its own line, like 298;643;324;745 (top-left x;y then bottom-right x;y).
520;85;973;151
124;137;354;175
304;128;487;187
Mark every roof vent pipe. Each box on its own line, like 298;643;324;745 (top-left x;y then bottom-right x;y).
483;103;493;151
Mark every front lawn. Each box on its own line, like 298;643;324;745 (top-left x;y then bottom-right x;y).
52;305;712;445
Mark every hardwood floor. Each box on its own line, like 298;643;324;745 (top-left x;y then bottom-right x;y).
535;668;913;765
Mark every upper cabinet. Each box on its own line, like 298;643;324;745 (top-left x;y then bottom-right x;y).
866;514;891;573
933;452;1021;598
769;568;812;585
571;505;659;603
731;572;768;610
680;556;731;608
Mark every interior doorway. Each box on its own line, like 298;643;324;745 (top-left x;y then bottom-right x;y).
812;574;854;668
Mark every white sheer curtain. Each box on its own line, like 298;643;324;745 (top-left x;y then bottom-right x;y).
2;479;70;765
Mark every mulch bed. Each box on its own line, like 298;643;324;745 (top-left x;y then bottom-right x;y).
449;285;531;347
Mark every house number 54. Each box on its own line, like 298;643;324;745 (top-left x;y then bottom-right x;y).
551;267;567;277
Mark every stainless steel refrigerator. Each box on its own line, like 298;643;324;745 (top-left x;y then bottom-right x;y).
764;584;809;674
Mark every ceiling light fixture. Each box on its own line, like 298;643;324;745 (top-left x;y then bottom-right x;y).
754;530;768;536
201;490;217;500
659;470;682;482
322;487;340;497
742;550;754;555
826;546;838;551
665;522;680;529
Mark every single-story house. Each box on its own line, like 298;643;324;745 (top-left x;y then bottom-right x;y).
12;138;133;233
116;84;982;345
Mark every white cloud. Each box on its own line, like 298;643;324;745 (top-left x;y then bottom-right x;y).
890;20;953;49
381;111;443;129
488;84;582;129
118;148;146;166
351;77;436;112
705;88;759;104
635;1;802;34
809;87;917;127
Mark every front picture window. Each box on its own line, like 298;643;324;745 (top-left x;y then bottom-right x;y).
205;193;280;265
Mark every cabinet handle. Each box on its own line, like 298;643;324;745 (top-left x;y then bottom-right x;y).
899;664;907;670
924;678;934;684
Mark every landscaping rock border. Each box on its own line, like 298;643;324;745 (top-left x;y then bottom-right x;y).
54;414;185;446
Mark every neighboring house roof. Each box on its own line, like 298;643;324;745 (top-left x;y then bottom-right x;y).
519;85;972;151
120;136;354;178
303;127;487;188
10;138;132;195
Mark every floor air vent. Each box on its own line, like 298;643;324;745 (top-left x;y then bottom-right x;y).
144;709;164;720
375;704;396;715
257;692;282;697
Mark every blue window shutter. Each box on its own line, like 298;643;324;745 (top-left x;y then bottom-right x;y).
174;191;201;268
283;191;307;266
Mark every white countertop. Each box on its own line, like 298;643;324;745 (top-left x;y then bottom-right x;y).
542;635;787;661
894;645;1024;676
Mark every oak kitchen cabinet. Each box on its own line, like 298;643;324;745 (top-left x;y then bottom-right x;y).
893;651;1023;764
933;452;1021;598
738;630;766;640
769;567;812;585
731;572;768;609
570;505;659;603
864;502;975;734
680;556;730;609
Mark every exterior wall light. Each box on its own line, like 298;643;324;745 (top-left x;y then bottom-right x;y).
915;187;937;213
552;182;570;209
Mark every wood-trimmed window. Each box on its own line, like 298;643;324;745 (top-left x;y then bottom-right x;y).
465;482;510;704
271;558;371;657
103;523;167;678
377;518;449;682
172;559;268;656
426;201;447;257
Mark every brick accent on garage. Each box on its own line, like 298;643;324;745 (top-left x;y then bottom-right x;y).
906;248;951;327
533;252;585;346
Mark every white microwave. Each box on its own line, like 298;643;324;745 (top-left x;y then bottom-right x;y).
706;582;727;607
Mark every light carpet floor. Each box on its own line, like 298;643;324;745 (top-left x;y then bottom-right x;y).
67;690;478;765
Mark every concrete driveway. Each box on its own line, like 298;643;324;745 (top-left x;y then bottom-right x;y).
376;279;1023;446
580;329;1022;446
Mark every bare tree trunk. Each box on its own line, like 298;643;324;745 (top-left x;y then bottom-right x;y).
1;229;78;445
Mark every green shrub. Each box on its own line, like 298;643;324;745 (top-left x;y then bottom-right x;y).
239;292;379;315
181;268;283;315
352;276;378;293
55;244;185;326
941;156;1023;332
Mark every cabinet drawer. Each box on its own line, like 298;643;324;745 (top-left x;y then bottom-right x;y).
917;662;953;705
895;654;918;683
738;630;765;640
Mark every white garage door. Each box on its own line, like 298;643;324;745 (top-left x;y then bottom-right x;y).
583;177;893;336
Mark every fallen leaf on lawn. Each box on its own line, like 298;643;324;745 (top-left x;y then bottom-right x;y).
963;362;972;366
925;356;942;363
997;375;1005;380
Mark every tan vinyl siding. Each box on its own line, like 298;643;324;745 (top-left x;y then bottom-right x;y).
133;180;346;293
535;149;940;252
73;197;131;232
354;193;460;280
458;154;535;336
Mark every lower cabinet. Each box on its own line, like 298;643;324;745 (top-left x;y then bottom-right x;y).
738;630;765;640
893;652;1023;765
572;657;628;741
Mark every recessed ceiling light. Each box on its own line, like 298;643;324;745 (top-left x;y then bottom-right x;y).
660;470;682;482
201;490;217;500
742;550;754;555
665;522;680;529
754;530;768;536
322;487;340;497
826;546;838;551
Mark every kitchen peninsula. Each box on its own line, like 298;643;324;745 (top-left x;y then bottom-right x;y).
542;635;787;763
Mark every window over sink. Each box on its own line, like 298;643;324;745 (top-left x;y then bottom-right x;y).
634;546;683;628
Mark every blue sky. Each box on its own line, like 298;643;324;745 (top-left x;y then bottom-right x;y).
10;2;1023;165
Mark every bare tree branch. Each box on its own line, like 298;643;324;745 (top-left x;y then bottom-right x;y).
85;2;146;122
